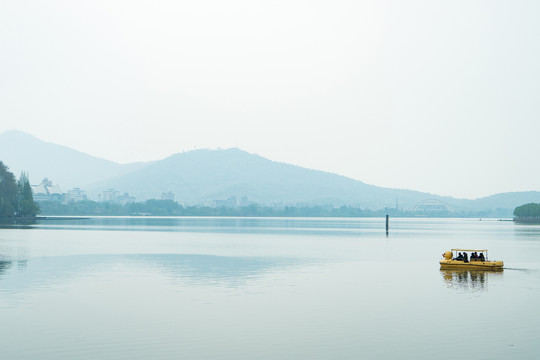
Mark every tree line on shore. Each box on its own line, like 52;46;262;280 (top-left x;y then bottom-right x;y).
38;199;509;218
513;203;540;222
1;158;525;219
40;199;390;217
0;161;39;218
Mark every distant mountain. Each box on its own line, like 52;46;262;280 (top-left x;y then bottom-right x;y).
467;192;540;210
0;130;148;189
2;130;540;213
86;148;439;208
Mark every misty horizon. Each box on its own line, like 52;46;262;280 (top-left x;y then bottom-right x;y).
2;130;540;212
2;3;540;357
2;1;539;199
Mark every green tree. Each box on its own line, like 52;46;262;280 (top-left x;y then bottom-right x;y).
514;203;540;218
0;161;17;217
17;172;40;217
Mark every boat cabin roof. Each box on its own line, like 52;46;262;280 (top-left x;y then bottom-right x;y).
451;249;487;252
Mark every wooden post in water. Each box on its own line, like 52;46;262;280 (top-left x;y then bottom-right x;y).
386;215;389;235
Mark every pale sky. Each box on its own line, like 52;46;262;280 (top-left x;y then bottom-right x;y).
1;0;539;199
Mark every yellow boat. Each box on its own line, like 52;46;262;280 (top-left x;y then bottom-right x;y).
439;249;503;270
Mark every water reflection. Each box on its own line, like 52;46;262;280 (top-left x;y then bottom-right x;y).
0;254;309;292
0;260;28;280
0;217;36;229
17;260;27;271
440;269;503;292
134;254;304;285
513;223;540;239
0;261;11;277
28;216;386;236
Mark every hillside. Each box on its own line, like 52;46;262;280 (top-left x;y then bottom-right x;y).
0;130;147;189
2;130;540;213
87;148;437;208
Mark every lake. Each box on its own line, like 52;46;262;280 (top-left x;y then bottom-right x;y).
1;217;539;359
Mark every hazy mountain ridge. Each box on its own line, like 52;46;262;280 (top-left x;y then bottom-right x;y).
468;192;540;210
86;148;435;208
1;130;539;212
0;130;149;189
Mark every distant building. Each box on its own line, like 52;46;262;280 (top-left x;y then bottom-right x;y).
161;191;175;201
101;189;135;205
413;199;453;214
239;196;250;207
101;189;119;202
272;202;286;209
214;196;237;208
30;178;64;202
116;192;135;205
65;188;87;202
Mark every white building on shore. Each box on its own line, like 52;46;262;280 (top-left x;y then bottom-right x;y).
30;178;64;202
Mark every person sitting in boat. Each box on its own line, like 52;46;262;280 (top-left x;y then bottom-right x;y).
470;252;478;261
463;252;469;263
454;252;464;261
478;252;485;261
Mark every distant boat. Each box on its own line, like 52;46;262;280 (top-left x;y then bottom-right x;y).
440;249;503;270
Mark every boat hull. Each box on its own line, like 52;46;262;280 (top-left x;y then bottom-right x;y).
439;259;503;270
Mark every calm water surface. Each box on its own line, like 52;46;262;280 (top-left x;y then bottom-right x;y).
1;217;539;359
